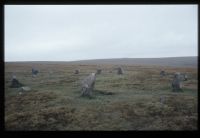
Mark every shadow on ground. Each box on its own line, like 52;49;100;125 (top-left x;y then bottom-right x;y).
94;90;115;95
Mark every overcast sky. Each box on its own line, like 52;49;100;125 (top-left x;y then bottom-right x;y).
5;5;197;61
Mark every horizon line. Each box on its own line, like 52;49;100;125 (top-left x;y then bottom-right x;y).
4;56;197;62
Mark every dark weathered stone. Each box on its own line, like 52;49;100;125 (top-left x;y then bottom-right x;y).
74;69;80;74
10;76;23;88
96;69;102;74
160;70;166;77
117;67;124;75
32;68;39;77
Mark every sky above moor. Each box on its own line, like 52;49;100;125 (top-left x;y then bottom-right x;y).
5;5;198;61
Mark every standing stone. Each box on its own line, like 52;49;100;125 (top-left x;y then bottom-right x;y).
184;74;188;81
160;70;166;77
74;69;80;74
171;72;183;92
117;67;124;75
81;73;96;97
96;69;102;75
181;73;188;81
10;75;23;88
32;68;39;77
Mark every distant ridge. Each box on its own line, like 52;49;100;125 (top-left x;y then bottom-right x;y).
68;56;198;68
6;56;198;68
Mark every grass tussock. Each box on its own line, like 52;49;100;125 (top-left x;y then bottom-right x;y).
5;106;76;130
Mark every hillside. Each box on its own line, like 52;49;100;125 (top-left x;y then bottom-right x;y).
68;56;197;68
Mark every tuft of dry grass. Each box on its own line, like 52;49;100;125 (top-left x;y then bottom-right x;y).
5;106;76;130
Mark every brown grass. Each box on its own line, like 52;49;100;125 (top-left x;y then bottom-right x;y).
5;62;198;130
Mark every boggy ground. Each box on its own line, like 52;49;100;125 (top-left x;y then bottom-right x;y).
5;62;198;130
